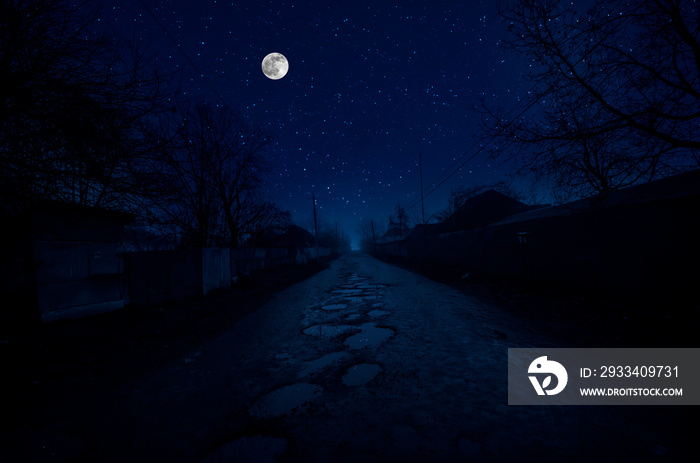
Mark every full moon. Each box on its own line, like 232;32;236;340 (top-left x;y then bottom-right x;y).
262;52;289;80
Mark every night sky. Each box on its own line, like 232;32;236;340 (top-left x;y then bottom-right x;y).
98;0;532;247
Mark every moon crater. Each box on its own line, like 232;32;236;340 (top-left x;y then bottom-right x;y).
262;52;289;80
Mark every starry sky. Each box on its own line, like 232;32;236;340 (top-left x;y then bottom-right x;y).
98;0;533;247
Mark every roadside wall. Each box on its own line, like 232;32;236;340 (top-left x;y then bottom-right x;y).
377;194;700;308
19;204;133;323
202;247;231;296
124;249;202;306
2;202;340;324
125;246;336;306
33;241;126;322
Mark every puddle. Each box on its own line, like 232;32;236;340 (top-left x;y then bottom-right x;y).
298;352;351;378
303;324;359;337
371;303;385;308
343;323;395;349
346;313;362;320
333;289;363;295
321;303;348;311
248;383;322;418
368;310;389;317
346;295;380;302
356;284;385;289
201;435;287;463
342;363;382;386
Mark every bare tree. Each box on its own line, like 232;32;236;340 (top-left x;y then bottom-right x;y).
0;0;174;213
384;205;411;241
395;205;410;236
147;102;278;248
482;0;700;198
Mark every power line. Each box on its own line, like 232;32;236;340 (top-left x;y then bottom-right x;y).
406;0;638;213
406;88;548;211
404;78;550;213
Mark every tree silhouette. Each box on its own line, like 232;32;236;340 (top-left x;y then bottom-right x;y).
481;0;700;198
146;102;282;248
0;0;173;212
385;204;411;241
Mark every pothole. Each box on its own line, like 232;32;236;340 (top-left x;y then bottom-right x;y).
345;295;381;302
248;383;322;418
302;324;359;337
368;310;390;317
320;303;348;311
333;289;363;295
342;363;382;386
343;323;395;349
298;352;351;378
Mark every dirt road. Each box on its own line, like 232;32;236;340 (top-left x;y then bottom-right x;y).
1;252;694;462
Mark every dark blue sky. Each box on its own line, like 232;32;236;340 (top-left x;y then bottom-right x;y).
99;0;532;247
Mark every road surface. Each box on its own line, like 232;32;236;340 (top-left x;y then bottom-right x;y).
3;252;694;462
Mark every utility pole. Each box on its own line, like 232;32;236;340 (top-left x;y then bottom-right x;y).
419;152;425;224
371;219;377;255
312;193;319;259
312;193;318;237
